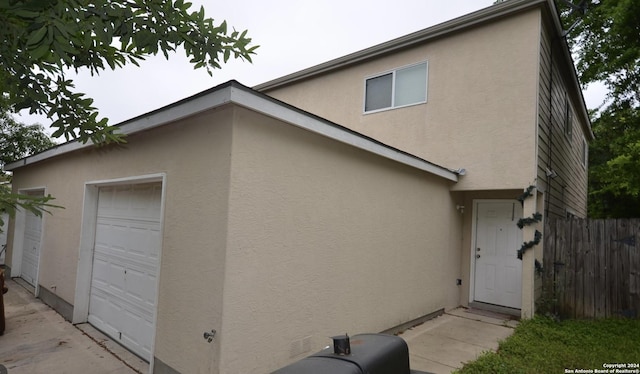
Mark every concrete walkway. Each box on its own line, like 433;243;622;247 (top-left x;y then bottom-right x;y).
0;278;147;374
1;277;517;374
401;308;519;373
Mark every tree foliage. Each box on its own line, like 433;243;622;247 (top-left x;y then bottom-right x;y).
0;113;59;226
558;0;640;217
0;113;55;174
588;106;640;217
0;0;257;225
566;0;640;110
0;0;257;144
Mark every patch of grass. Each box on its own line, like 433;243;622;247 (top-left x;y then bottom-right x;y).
455;316;640;374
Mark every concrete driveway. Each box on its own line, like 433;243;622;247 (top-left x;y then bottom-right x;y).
0;278;147;374
1;277;516;374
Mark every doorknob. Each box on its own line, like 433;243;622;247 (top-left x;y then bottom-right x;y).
476;254;481;259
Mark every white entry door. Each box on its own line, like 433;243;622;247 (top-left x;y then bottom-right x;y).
88;183;162;361
473;201;522;309
21;191;44;287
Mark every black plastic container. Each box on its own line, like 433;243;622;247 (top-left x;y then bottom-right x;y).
272;333;417;374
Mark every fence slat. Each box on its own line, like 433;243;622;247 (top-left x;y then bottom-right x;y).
593;220;606;318
629;219;640;318
543;217;556;312
605;219;615;318
574;219;586;318
555;218;569;318
584;219;595;318
542;218;640;319
618;219;631;315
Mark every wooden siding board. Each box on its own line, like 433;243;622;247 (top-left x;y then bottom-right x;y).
532;13;590;220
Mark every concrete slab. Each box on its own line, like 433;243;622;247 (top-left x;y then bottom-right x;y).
1;278;516;374
0;278;147;374
410;354;459;374
401;308;517;374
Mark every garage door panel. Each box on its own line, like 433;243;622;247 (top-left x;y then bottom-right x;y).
99;185;162;221
89;182;161;361
21;192;44;287
96;218;160;260
89;291;123;335
90;256;111;286
124;267;154;304
108;263;127;293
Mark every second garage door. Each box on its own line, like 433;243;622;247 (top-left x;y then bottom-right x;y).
88;183;162;361
20;192;43;287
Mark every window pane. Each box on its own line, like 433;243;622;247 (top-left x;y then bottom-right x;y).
395;63;427;107
365;73;392;111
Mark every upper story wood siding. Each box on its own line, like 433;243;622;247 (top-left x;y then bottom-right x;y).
537;15;590;219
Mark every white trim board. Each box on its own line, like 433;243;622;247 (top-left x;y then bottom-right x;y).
72;173;166;374
6;82;458;182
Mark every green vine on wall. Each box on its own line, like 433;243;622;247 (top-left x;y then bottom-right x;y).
517;230;542;260
517;212;543;229
515;184;543;263
516;185;536;205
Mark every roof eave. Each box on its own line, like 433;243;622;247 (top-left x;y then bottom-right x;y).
543;0;594;140
5;82;457;182
254;0;546;92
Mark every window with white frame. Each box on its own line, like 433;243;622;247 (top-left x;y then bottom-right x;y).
364;62;428;113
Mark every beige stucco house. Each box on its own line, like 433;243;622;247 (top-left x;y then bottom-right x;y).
3;0;592;373
257;0;592;319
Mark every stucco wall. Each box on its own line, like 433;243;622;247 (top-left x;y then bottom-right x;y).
8;107;235;373
262;9;542;192
219;107;462;373
8;102;462;374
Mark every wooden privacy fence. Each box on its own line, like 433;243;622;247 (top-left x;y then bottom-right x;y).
543;218;640;319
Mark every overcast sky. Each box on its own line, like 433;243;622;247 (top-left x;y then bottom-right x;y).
17;0;607;129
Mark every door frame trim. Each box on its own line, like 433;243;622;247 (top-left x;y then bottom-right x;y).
72;173;166;369
468;199;521;306
11;186;47;296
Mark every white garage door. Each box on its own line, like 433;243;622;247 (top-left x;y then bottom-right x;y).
0;213;9;265
89;183;162;361
21;191;44;287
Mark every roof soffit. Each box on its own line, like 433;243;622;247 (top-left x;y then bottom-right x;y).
5;82;458;182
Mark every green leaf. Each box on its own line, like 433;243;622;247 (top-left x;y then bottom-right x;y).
26;26;48;47
12;9;40;18
28;43;51;60
2;0;257;149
